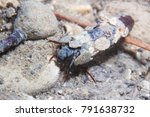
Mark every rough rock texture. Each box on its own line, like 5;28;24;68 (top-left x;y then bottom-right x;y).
37;52;150;100
14;0;59;39
0;91;34;100
26;61;60;94
0;40;60;98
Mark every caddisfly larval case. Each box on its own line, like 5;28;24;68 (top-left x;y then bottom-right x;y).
56;14;134;68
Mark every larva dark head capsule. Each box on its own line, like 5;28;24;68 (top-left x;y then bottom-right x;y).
119;15;134;32
57;45;74;61
57;45;81;69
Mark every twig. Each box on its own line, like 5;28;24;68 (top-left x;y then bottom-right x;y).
124;36;150;51
54;11;95;28
54;11;150;51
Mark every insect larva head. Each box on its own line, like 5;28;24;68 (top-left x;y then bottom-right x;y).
57;45;74;61
57;45;81;70
119;15;134;31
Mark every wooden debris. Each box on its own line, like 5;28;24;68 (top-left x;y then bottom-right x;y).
124;36;150;51
54;11;95;28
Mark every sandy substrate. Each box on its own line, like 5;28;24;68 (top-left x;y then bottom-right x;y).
0;0;149;100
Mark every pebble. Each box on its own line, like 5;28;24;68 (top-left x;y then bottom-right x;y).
25;61;60;94
74;51;91;65
140;80;150;90
48;96;54;100
57;90;63;95
82;89;89;97
94;37;110;51
69;40;82;48
14;0;59;39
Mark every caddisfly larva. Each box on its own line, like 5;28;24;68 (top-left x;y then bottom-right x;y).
49;14;134;82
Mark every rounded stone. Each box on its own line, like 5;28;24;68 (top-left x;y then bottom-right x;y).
140;80;150;90
94;37;110;51
14;0;59;39
26;61;60;94
69;40;82;48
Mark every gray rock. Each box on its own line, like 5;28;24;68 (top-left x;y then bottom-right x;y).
14;0;59;39
26;61;60;94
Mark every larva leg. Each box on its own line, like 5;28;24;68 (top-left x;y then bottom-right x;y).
86;70;96;83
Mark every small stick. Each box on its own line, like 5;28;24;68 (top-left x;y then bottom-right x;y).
124;36;150;51
54;11;95;28
54;11;150;51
